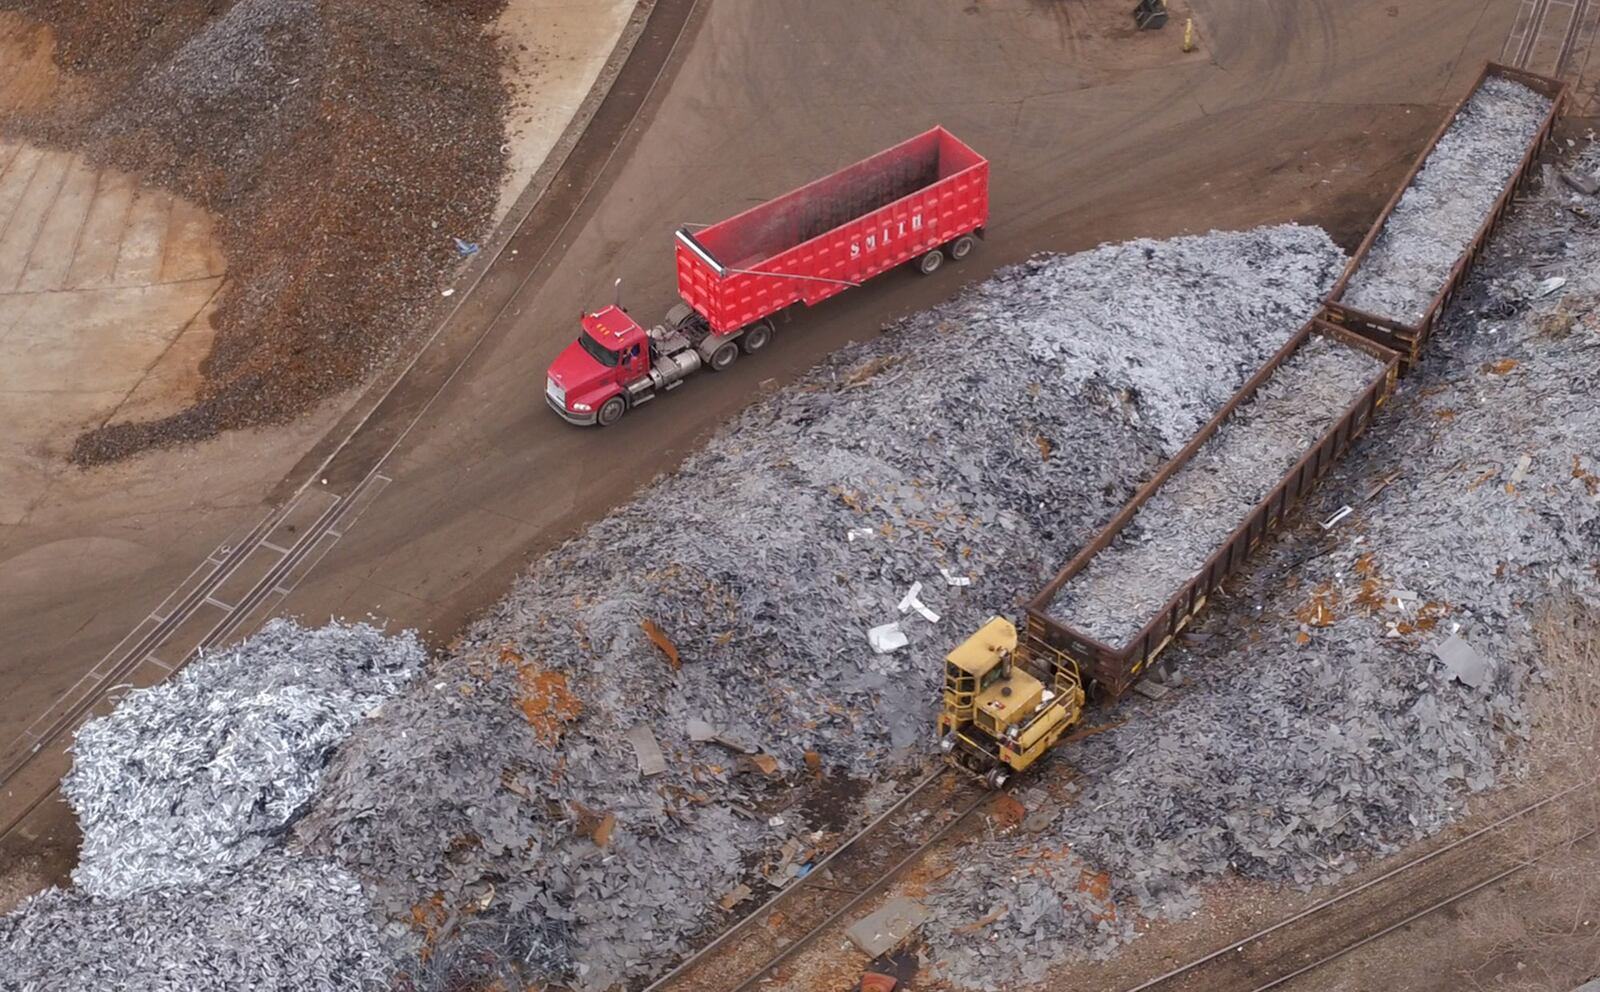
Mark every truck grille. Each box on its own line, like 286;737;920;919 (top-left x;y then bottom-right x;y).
545;377;565;407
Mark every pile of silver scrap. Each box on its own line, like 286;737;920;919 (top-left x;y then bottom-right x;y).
0;852;394;992
1048;333;1387;646
1341;76;1552;324
923;149;1600;991
295;225;1345;991
64;619;425;899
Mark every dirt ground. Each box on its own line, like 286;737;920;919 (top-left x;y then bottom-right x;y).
3;0;1592;985
0;13;227;525
0;0;509;462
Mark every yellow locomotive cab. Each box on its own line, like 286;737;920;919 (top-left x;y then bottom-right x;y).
937;616;1085;788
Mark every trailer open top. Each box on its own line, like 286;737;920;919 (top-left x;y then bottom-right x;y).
1322;62;1564;367
674;127;989;333
1024;320;1399;698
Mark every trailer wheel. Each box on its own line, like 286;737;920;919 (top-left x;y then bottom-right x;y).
597;395;626;427
984;767;1010;790
946;235;976;261
739;320;773;355
708;340;739;371
916;249;945;275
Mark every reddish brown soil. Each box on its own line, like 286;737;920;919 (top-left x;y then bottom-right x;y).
0;0;509;462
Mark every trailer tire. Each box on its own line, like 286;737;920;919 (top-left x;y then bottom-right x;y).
916;249;944;275
597;395;626;427
984;767;1010;790
739;320;773;355
708;340;739;371
946;235;976;261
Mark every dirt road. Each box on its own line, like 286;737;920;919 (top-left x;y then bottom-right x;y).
279;0;1513;640
0;0;1520;894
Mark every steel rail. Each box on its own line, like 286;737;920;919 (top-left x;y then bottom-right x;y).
1245;826;1599;992
641;767;971;992
1516;0;1554;68
1121;779;1595;992
1556;0;1590;77
0;474;385;845
724;785;992;992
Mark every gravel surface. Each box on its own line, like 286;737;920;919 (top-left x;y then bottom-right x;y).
0;852;394;992
1046;332;1388;647
0;0;508;462
294;225;1343;990
921;149;1600;992
64;620;424;899
1341;75;1552;325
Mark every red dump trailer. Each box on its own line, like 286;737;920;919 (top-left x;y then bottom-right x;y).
1322;63;1564;367
1024;320;1399;698
545;127;989;426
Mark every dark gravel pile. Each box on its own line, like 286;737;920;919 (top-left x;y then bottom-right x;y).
0;0;508;462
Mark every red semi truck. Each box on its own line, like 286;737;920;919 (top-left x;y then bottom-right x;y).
544;127;990;426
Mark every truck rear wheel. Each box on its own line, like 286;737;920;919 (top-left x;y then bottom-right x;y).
740;320;773;355
916;249;944;275
597;395;626;427
708;340;739;371
946;235;976;261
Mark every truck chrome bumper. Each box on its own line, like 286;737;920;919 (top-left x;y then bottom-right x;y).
545;391;596;426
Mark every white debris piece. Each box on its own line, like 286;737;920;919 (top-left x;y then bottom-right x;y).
869;621;911;653
898;581;941;623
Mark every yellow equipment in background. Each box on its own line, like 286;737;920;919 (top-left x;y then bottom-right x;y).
936;617;1085;788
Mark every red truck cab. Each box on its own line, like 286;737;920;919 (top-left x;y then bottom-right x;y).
544;127;989;428
545;305;649;426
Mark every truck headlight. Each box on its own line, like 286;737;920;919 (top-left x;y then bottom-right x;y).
939;733;957;753
572;402;592;412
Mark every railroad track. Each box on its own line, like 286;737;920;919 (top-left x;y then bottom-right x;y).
1122;781;1597;992
0;472;392;844
642;768;992;992
1504;0;1592;78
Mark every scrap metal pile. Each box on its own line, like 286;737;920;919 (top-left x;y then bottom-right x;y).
292;225;1344;991
1;853;393;992
1341;77;1553;324
1047;334;1388;646
65;620;425;898
0;621;423;989
921;153;1600;991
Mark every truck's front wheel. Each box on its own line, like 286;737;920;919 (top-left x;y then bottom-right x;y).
708;341;739;371
597;395;626;427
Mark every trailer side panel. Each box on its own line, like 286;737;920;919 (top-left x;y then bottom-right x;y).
675;128;989;333
1322;62;1563;367
1024;321;1398;697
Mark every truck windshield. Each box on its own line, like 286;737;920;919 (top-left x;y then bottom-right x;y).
578;331;620;367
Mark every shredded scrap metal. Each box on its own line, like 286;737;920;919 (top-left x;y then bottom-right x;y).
64;619;425;899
